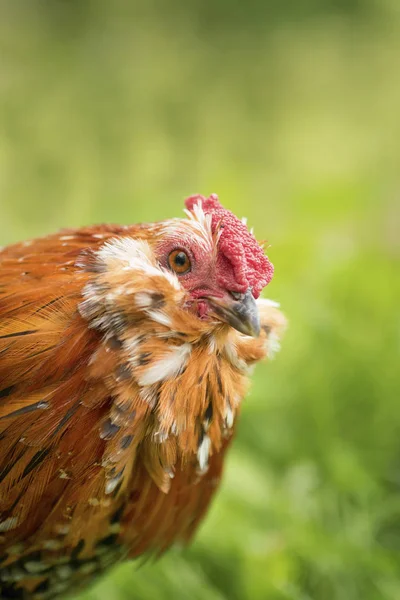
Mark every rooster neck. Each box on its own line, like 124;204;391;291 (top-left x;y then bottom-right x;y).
78;234;280;494
88;319;251;494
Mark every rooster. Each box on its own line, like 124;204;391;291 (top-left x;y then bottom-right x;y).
0;194;285;599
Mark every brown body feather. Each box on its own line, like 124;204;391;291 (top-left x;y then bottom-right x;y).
0;218;285;599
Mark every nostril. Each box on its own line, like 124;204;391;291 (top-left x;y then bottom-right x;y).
229;291;245;301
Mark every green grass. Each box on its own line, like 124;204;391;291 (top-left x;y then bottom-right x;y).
1;1;399;598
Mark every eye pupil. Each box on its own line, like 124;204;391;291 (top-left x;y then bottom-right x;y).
174;252;187;266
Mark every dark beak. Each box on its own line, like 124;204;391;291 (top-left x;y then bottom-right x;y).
208;288;261;337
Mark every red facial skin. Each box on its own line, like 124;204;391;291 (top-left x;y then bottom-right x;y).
155;239;231;319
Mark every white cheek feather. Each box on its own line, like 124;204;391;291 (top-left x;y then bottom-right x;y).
134;291;153;309
138;343;192;386
147;310;172;328
136;263;162;277
97;237;153;266
99;237;182;292
161;268;181;291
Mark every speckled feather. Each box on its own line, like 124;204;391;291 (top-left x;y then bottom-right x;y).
0;197;285;599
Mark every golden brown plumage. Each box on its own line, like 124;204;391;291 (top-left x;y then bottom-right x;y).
0;195;285;599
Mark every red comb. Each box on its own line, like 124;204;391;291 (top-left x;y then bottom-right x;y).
184;194;274;298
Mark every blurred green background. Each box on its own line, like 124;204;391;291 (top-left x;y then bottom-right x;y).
1;1;399;599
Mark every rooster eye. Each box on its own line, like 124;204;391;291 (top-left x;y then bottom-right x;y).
168;250;191;275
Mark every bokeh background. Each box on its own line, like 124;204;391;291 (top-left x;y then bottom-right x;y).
1;1;399;599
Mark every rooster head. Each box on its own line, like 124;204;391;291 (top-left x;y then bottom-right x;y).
153;194;274;337
79;194;274;340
